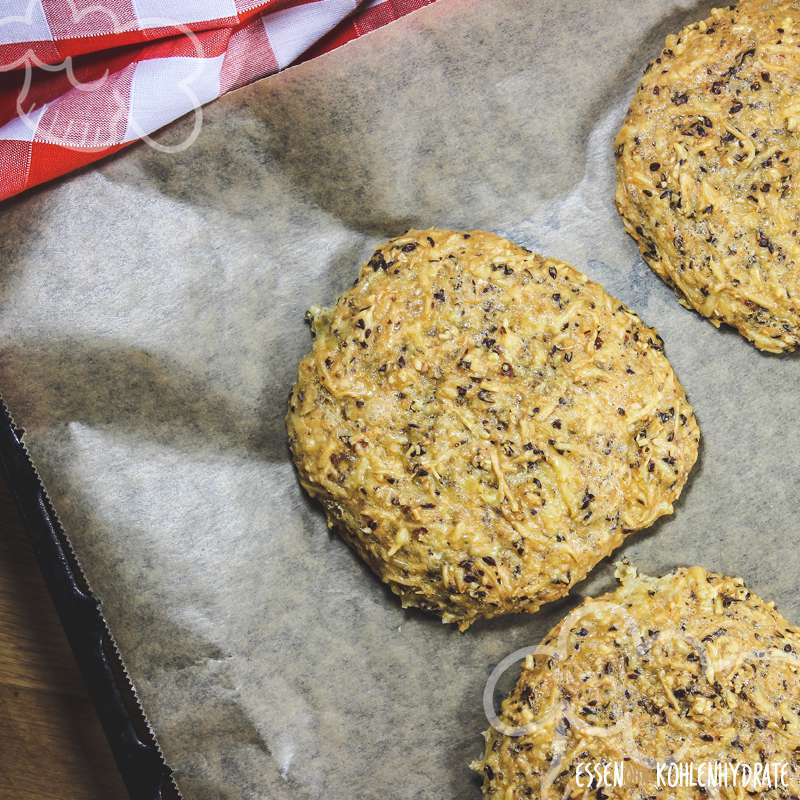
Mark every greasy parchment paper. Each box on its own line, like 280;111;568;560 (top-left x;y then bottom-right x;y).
1;1;799;798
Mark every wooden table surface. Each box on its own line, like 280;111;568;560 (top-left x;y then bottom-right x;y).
0;476;127;800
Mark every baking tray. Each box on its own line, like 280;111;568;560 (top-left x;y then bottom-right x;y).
0;395;180;800
2;1;800;796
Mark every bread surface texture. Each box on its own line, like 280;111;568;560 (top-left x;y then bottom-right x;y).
616;0;800;352
287;229;699;628
477;563;800;798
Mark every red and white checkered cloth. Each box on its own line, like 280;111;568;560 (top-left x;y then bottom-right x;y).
0;0;436;201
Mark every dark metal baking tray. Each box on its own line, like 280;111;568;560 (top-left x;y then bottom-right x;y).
0;394;181;800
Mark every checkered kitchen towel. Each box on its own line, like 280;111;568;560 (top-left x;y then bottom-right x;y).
0;0;436;201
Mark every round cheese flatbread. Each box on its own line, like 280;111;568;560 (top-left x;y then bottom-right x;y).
616;0;800;352
286;229;699;629
477;563;800;798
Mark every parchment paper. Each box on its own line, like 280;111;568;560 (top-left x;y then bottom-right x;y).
1;1;799;797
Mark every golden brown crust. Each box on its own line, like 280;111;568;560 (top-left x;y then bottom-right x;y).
477;563;800;798
615;0;800;352
286;229;699;629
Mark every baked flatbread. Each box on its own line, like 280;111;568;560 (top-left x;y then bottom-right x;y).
477;563;800;798
616;0;800;352
287;229;699;629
